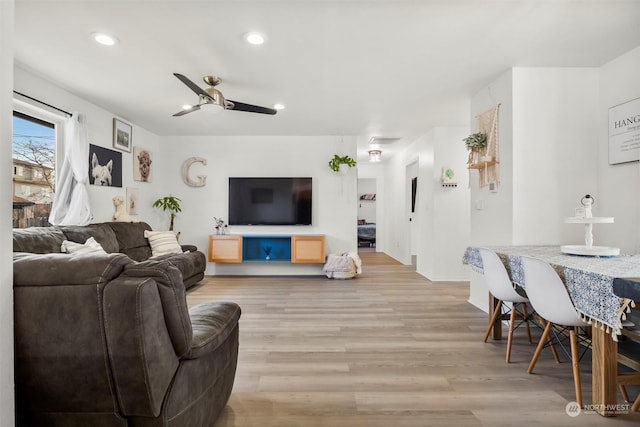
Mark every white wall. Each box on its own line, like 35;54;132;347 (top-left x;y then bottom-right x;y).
383;148;413;264
157;135;358;275
512;67;599;246
380;126;471;280
598;47;640;254
14;67;161;226
469;69;514;246
1;2;15;425
417;126;471;281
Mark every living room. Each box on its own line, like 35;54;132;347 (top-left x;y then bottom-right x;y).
3;1;640;426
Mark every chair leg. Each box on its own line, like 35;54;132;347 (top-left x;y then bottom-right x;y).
620;385;630;403
484;300;503;343
521;303;532;344
528;321;552;374
506;304;517;363
570;328;583;408
632;394;640;412
547;322;561;363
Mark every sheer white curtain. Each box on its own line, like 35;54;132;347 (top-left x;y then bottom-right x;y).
48;112;92;225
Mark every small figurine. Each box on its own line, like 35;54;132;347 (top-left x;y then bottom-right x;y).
581;194;594;218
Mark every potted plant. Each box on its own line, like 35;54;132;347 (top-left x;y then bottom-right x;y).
328;154;357;173
463;132;488;165
152;195;182;231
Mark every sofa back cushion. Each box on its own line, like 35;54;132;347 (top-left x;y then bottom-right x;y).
13;227;66;253
106;221;153;261
58;223;120;253
14;253;132;417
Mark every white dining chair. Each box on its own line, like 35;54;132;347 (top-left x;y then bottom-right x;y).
479;248;533;363
520;256;590;407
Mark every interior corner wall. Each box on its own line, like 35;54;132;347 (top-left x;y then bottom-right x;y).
13;67;161;227
417;126;470;281
1;1;15;425
157;135;358;275
469;69;514;246
511;67;599;246
598;46;640;254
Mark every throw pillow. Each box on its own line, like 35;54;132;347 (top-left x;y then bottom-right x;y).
61;237;108;255
145;230;182;258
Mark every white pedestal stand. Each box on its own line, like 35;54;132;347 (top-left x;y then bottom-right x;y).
561;217;619;256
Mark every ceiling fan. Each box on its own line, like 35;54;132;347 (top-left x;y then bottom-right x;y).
172;73;277;117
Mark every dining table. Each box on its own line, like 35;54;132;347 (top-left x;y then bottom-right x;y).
463;245;640;416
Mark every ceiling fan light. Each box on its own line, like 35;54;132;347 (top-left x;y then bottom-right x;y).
181;104;192;110
200;103;224;114
273;103;285;110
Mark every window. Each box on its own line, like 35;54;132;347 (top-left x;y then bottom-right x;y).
12;110;57;228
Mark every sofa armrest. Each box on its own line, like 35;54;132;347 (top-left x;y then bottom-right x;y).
184;302;241;359
103;276;180;417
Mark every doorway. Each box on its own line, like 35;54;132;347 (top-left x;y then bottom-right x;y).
357;178;376;252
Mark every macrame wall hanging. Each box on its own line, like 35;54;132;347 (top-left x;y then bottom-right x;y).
475;104;500;188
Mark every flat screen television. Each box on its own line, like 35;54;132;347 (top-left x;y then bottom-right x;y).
228;177;312;225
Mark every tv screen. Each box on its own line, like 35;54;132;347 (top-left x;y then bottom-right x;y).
228;177;312;225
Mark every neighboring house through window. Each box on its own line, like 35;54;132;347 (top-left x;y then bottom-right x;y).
12;108;59;228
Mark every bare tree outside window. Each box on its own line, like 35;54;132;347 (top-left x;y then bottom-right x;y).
12;113;56;227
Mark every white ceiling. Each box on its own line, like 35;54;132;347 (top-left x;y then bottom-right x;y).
13;0;640;162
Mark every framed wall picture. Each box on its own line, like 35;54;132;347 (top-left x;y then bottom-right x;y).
608;97;640;165
133;146;153;182
113;118;132;153
126;187;139;215
89;144;123;187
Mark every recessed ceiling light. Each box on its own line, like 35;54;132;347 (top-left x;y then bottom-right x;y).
92;32;118;46
273;103;285;110
244;32;265;45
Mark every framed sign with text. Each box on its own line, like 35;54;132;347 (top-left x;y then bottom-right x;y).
609;97;640;165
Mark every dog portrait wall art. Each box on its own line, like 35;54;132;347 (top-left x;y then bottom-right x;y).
133;147;153;182
88;144;123;187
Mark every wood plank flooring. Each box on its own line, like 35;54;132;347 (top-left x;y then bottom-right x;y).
187;252;640;426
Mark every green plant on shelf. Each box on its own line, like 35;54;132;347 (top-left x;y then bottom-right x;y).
462;132;487;151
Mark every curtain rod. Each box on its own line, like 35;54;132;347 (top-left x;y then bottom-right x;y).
13;90;72;117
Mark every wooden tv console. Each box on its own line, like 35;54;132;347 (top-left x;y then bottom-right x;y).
208;234;325;264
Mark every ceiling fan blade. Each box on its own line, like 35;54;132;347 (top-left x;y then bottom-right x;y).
227;99;277;115
173;73;210;98
173;105;201;117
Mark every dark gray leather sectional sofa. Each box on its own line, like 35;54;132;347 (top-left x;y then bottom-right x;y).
12;222;240;426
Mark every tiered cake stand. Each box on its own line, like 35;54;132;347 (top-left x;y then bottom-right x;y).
561;216;619;256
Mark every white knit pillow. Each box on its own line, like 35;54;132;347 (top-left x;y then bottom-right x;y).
145;230;182;258
61;237;107;255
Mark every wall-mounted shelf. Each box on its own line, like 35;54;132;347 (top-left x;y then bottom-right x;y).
468;160;498;170
208;234;325;264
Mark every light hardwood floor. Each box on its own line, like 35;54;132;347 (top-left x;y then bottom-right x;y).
187;252;640;426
